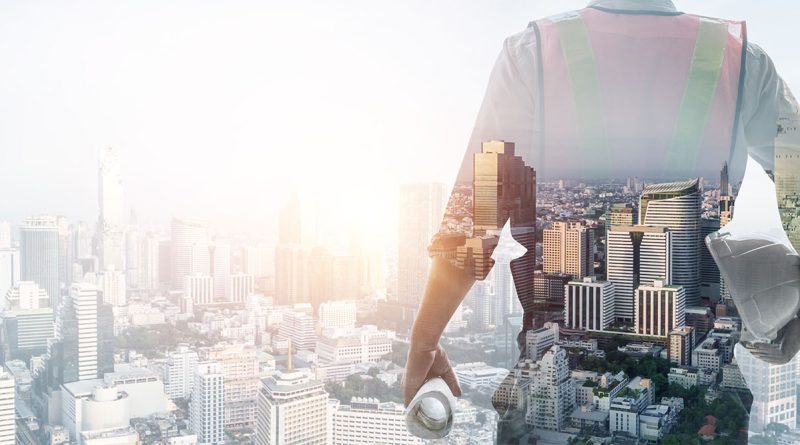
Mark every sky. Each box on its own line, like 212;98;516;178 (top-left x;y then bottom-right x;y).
1;0;798;243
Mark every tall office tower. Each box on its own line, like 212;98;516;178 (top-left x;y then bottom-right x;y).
627;176;644;194
0;247;19;299
278;311;316;351
20;216;60;309
543;221;594;279
635;280;686;337
171;218;210;290
201;344;259;430
608;203;637;228
0;369;14;445
775;119;800;251
211;239;232;300
0;222;10;249
139;232;159;290
98;146;126;272
720;162;732;197
228;273;255;303
472;141;537;319
397;183;446;308
184;274;214;306
256;370;328;445
699;218;721;299
736;347;797;433
525;345;575;431
607;225;671;322
564;277;616;332
639;179;702;306
274;245;310;306
47;282;114;386
190;362;225;445
330;398;423;445
1;282;53;362
492;239;521;328
318;300;357;330
56;216;71;288
165;344;199;399
524;323;559;362
99;266;126;306
668;326;695;366
125;228;142;289
69;283;100;381
469;281;494;330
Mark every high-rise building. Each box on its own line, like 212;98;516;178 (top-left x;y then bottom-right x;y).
20;215;60;309
139;232;160;290
125;228;142;289
668;326;695;366
699;218;721;299
720;162;732;197
56;216;71;289
0;248;19;301
190;362;225;445
1;282;53;362
228;273;255;304
0;222;10;249
524;323;559;362
256;370;328;445
278;311;316;351
165;345;199;400
639;179;702;306
607;225;671;322
608;203;637;228
98;146;126;272
318;300;357;330
0;369;15;445
525;345;574;431
736;346;797;433
533;271;571;319
211;239;232;300
543;221;594;279
45;282;114;387
171;218;210;290
184;274;214;306
329;398;423;445
634;280;685;337
397;183;446;309
201;344;259;430
99;266;126;306
274;245;309;306
564;277;616;332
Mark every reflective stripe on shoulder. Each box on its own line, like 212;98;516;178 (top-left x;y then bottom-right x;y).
666;18;729;174
555;14;608;169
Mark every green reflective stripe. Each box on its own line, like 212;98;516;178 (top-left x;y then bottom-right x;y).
556;16;607;167
667;19;729;174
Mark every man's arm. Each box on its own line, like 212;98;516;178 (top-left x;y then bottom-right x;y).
403;28;538;405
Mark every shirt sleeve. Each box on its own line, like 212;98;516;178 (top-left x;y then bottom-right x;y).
428;29;539;281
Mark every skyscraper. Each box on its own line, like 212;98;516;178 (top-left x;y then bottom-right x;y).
256;370;328;445
639;179;702;306
0;369;14;445
607;225;671;322
165;345;199;400
471;141;536;319
228;273;255;303
543;221;594;279
184;274;214;306
0;247;19;300
20;215;60;309
699;217;721;299
397;183;446;308
190;362;225;445
171;218;210;289
98;146;126;271
634;280;686;337
720;161;732;197
139;232;160;290
99;266;126;306
564;277;616;332
211;238;232;300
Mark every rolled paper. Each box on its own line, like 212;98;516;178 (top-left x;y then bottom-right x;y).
404;377;457;439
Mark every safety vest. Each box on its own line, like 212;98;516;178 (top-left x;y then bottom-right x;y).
530;7;746;179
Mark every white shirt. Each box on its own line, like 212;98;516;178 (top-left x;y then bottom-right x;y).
461;0;790;183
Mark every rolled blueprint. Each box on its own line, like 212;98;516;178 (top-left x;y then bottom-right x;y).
404;377;457;439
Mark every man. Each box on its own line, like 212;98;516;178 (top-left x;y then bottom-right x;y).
404;0;798;441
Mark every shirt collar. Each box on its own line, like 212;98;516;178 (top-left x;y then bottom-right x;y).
588;0;678;13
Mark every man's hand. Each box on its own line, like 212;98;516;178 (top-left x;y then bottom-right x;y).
403;342;462;407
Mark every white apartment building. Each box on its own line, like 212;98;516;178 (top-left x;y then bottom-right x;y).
565;277;616;332
0;370;14;445
165;344;199;399
329;397;423;445
256;370;327;445
190;362;225;445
